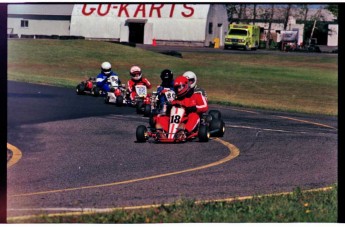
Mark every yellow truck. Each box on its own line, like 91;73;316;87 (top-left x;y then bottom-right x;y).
224;24;260;50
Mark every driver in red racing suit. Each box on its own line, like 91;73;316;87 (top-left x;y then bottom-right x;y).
126;65;152;104
155;75;208;138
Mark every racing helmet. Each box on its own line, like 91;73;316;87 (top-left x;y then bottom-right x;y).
173;76;190;98
183;71;197;89
101;62;112;75
130;65;142;81
160;69;173;83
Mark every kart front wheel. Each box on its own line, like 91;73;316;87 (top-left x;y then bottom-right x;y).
136;125;148;143
144;105;151;117
198;125;210;142
136;101;144;114
104;96;110;104
116;96;124;106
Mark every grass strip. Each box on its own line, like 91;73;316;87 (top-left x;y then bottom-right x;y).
8;185;337;223
8;39;338;115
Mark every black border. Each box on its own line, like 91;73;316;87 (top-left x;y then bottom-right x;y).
0;3;7;224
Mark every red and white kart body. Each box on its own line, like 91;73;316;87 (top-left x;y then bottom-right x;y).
76;77;101;96
133;85;151;117
105;75;126;106
136;105;211;143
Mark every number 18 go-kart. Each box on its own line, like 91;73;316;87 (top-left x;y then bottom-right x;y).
136;105;225;143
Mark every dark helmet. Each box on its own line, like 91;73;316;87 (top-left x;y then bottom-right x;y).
160;69;173;83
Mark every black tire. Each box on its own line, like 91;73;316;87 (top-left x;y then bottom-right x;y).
149;113;156;128
209;119;225;137
92;87;100;97
116;95;124;106
209;110;221;120
136;101;144;114
136;125;148;142
104;96;110;104
143;105;151;117
245;44;251;51
76;84;85;95
198;125;210;142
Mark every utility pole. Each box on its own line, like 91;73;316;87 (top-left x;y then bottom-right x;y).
309;7;322;46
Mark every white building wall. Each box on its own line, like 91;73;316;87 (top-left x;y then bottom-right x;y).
8;17;70;36
327;24;338;46
70;4;210;43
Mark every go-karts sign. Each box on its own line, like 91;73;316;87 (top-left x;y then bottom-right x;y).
80;4;196;18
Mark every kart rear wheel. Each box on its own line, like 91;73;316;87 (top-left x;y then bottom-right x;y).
209;110;221;120
116;96;124;106
209;119;225;137
136;101;144;114
76;84;85;95
92;87;100;97
198;125;210;142
149;113;156;128
136;125;148;143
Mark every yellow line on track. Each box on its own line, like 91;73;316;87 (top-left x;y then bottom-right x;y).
277;116;337;130
9;138;240;198
7;143;22;168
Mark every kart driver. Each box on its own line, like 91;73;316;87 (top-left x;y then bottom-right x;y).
183;71;207;100
155;75;208;139
156;69;175;114
126;65;152;104
96;62;121;92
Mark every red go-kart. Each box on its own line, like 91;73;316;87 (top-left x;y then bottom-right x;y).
136;105;225;143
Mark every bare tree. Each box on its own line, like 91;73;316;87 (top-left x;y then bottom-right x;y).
302;4;309;24
266;4;275;49
226;4;239;24
283;4;292;30
252;4;257;25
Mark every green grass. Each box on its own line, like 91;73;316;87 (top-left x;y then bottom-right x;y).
9;186;337;223
8;39;338;115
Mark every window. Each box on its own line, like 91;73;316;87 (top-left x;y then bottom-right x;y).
229;29;247;36
208;22;213;34
20;20;29;28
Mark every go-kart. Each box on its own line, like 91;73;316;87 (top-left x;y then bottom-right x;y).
130;85;152;117
104;75;126;106
148;88;176;127
136;105;225;143
76;77;102;97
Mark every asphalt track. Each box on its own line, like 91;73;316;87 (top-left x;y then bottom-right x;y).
7;80;337;220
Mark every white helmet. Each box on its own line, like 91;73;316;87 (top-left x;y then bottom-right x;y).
101;62;112;75
130;65;142;81
183;71;197;89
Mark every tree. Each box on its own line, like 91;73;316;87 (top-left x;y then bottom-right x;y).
225;4;239;23
252;4;257;25
266;4;275;49
325;4;338;18
283;4;292;30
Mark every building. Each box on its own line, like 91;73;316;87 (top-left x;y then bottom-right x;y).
8;3;229;47
7;4;73;38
